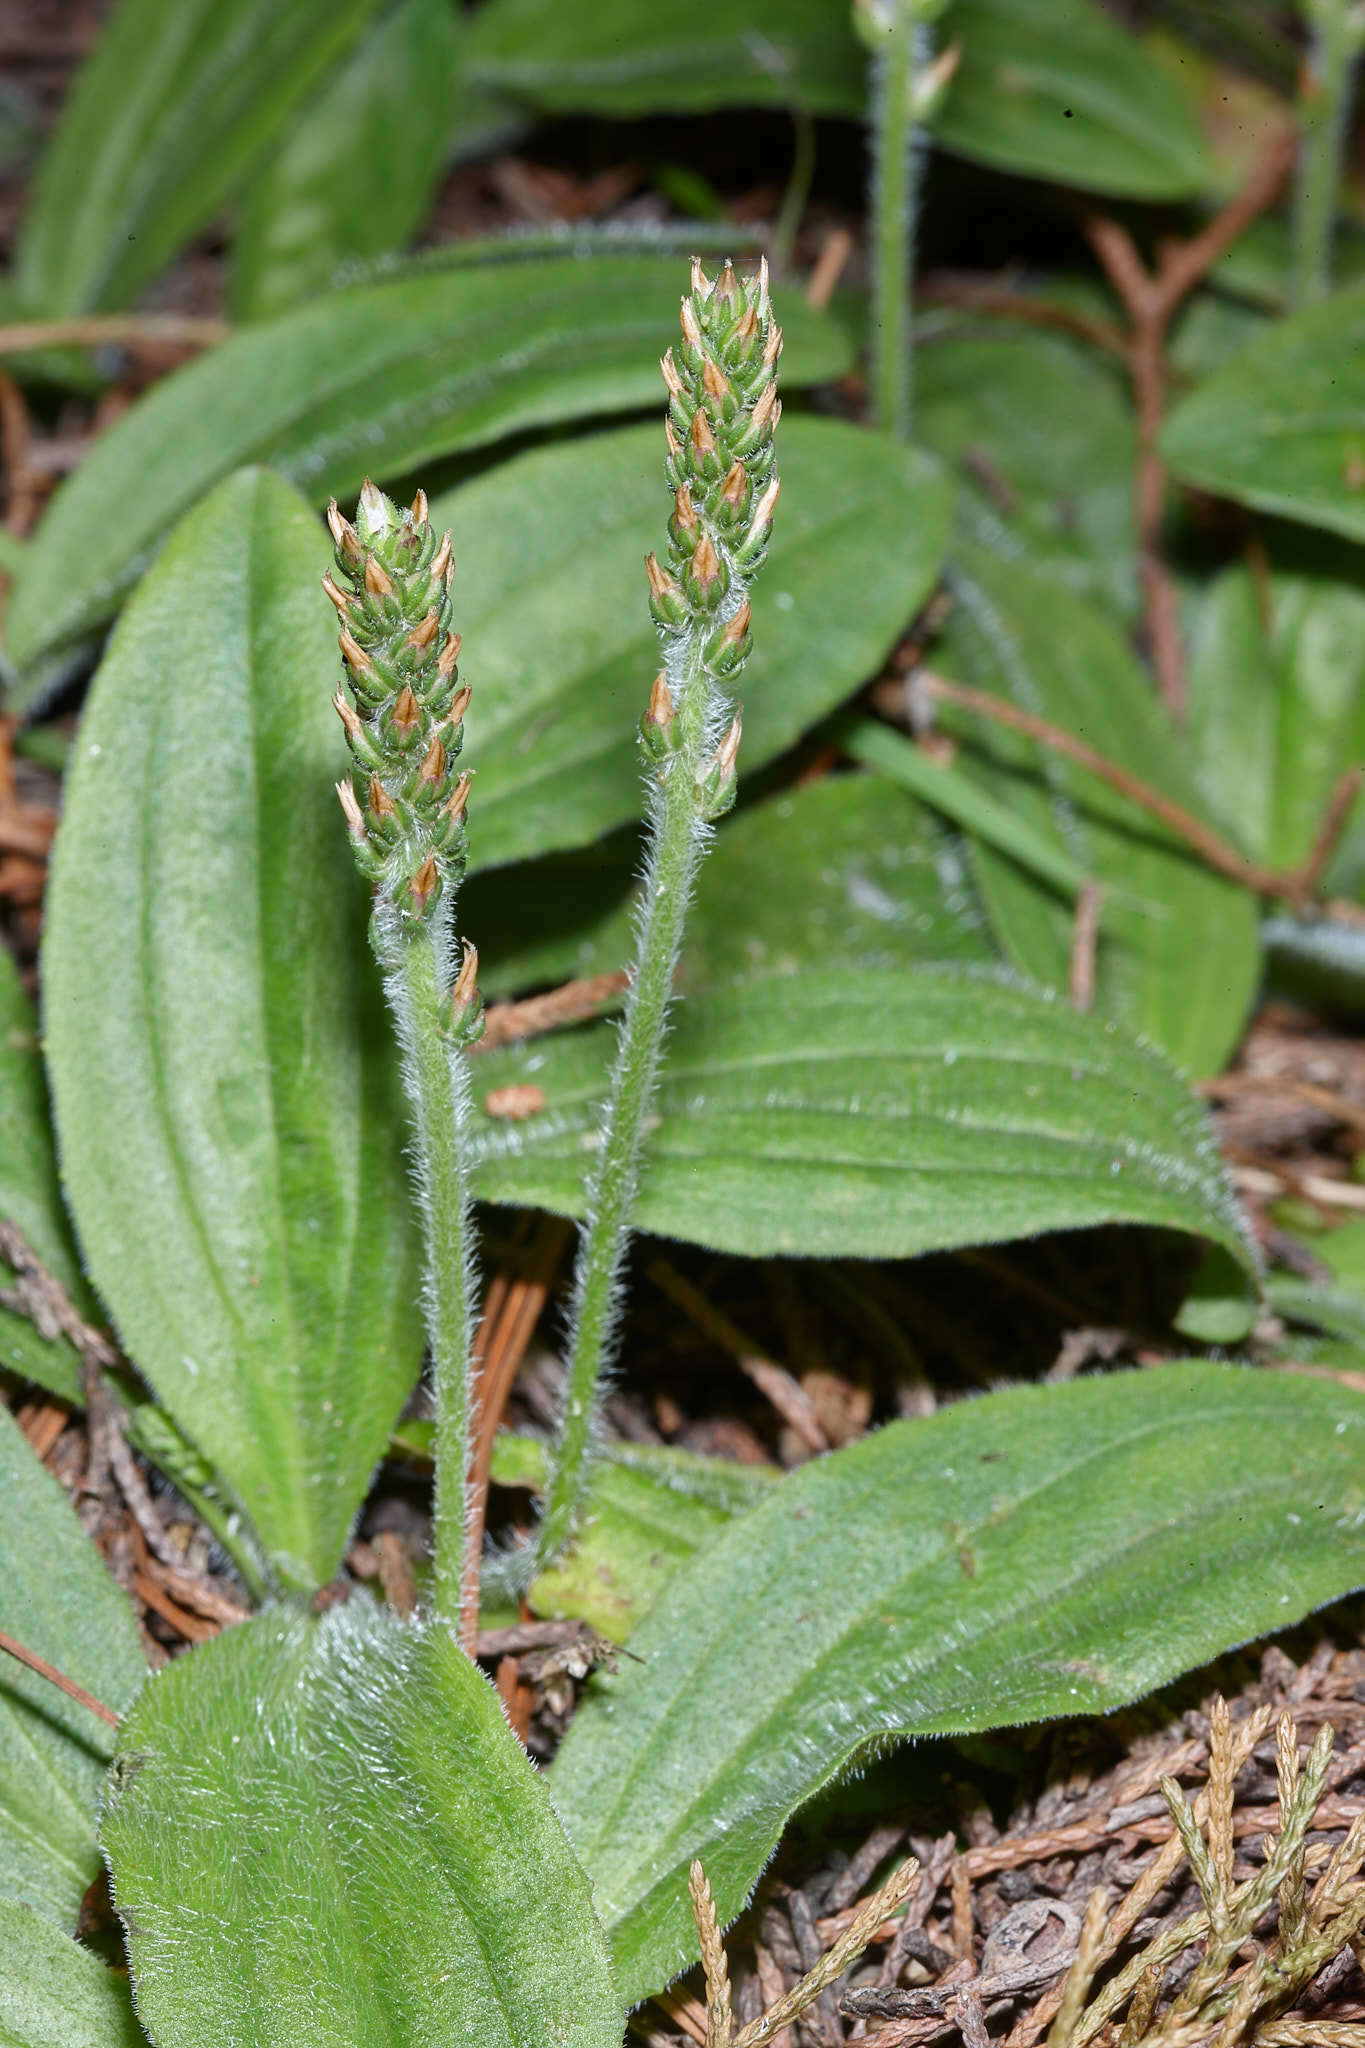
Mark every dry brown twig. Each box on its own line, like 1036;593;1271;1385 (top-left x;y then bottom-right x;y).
458;1212;574;1652
0;313;229;358
0;1625;119;1726
473;969;631;1053
1084;132;1297;718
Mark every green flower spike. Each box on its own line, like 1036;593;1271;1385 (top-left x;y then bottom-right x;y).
325;481;482;1640
537;258;782;1571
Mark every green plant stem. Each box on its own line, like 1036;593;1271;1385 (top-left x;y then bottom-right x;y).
773;109;817;276
538;650;710;1567
869;14;937;439
374;907;475;1629
1292;0;1363;306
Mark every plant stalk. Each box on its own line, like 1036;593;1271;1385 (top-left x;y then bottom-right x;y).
536;257;782;1567
374;909;477;1627
1292;0;1364;306
869;10;917;438
536;646;710;1567
323;482;481;1640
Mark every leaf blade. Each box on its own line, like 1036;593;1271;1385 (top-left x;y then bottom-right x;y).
14;0;385;315
467;967;1257;1270
5;258;852;699
936;548;1262;1078
432;419;953;871
550;1361;1365;2005
100;1602;622;2048
1160;284;1365;542
938;0;1208;199
42;468;423;1588
0;1900;142;2048
231;0;460;323
0;1407;145;1928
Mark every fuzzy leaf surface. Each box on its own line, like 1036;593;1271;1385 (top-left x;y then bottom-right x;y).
100;1601;621;2048
1187;539;1365;874
42;470;422;1590
430;419;951;870
461;0;864;115
5;259;850;699
491;1433;778;1638
13;0;384;315
461;0;1204;197
472;774;995;998
467;967;1255;1270
0;946;89;1401
1160;285;1365;542
551;1362;1365;2005
231;0;459;322
937;0;1207;198
0;1901;143;2048
0;1406;145;1928
915;330;1137;617
937;548;1262;1077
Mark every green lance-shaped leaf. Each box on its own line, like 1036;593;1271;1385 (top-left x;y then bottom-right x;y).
425;415;953;875
325;481;481;1630
933;547;1262;1080
0;945;91;1401
0;1899;143;2048
1160;283;1365;543
4;255;851;706
43;468;423;1591
539;257;783;1570
100;1600;623;2048
467;966;1257;1272
13;0;387;316
550;1361;1365;2006
0;1405;145;1929
231;0;460;324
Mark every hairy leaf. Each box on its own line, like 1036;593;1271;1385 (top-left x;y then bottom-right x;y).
936;548;1262;1077
467;967;1256;1272
0;1901;142;2048
232;0;459;322
472;774;995;999
1160;285;1365;542
915;329;1137;617
462;0;864;115
460;0;1205;198
1187;539;1365;874
551;1362;1365;2005
0;947;89;1400
491;1433;777;1638
6;257;849;701
14;0;384;315
430;419;951;871
43;470;422;1590
0;1406;144;1927
101;1601;622;2048
938;0;1207;198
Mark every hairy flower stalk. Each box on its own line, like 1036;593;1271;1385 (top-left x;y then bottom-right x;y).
325;481;481;1635
855;0;958;440
537;258;782;1566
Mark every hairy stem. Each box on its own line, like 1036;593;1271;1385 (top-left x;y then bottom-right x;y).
869;13;916;438
536;257;782;1567
537;644;710;1566
323;481;482;1640
374;908;477;1629
1292;0;1364;306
